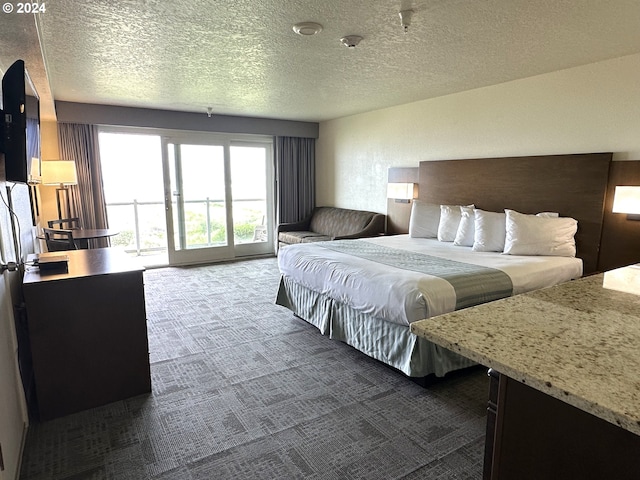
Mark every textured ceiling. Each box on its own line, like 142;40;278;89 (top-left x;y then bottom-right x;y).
2;0;640;122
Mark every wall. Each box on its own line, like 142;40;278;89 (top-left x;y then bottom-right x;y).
55;101;319;139
316;53;640;213
36;121;62;230
0;179;32;480
0;119;57;480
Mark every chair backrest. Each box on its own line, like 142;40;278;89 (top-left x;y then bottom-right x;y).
43;228;77;252
48;218;81;230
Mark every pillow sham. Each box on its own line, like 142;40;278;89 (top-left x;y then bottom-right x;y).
408;200;441;238
503;209;578;257
437;205;460;242
453;206;475;246
472;209;506;252
438;204;474;242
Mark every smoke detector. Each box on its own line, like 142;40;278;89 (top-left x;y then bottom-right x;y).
340;35;363;48
293;22;323;36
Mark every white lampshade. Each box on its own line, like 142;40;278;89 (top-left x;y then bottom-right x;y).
28;158;41;184
387;182;416;200
612;186;640;214
41;160;78;186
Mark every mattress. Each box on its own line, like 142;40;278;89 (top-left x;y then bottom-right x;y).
277;235;583;326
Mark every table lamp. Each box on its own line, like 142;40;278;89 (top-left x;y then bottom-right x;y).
41;160;78;220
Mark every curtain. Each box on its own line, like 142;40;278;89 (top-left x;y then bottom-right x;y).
274;136;316;224
57;123;109;246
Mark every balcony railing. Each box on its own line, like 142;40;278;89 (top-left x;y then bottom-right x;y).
106;198;267;256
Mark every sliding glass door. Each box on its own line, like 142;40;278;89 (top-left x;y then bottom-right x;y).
99;131;168;266
230;143;272;254
163;134;273;265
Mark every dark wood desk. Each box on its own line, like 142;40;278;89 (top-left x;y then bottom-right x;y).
22;248;151;420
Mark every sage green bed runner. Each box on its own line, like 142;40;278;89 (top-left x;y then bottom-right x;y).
318;240;513;310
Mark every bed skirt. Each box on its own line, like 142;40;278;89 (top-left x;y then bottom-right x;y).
275;275;476;378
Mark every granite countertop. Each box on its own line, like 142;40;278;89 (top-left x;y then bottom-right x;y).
410;265;640;436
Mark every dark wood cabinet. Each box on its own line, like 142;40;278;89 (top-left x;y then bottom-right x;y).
22;248;151;421
412;267;640;480
484;371;640;480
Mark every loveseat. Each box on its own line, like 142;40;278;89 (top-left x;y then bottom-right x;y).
278;206;386;248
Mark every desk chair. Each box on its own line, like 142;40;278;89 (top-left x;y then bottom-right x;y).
43;228;77;252
48;218;81;230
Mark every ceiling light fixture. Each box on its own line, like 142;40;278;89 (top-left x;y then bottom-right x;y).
293;22;323;36
340;35;363;48
399;9;414;33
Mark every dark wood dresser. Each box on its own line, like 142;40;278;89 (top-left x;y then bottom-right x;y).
22;248;152;421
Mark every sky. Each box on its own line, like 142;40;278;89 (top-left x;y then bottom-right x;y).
99;132;267;204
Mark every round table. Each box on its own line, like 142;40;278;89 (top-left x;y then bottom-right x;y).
39;228;120;250
69;228;120;249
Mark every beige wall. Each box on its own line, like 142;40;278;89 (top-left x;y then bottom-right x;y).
316;53;640;213
0;121;60;479
0;185;31;480
37;120;61;229
0;227;27;480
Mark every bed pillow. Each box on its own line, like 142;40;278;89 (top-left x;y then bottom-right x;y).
408;200;441;238
472;209;506;252
438;204;474;242
453;206;475;246
503;209;578;257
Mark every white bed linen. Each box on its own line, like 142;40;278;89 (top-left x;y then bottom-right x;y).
277;235;583;327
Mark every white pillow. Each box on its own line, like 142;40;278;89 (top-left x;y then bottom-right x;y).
503;209;578;257
408;200;441;238
472;209;507;252
438;204;474;242
453;206;475;246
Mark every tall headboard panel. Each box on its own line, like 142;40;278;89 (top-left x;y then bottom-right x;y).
418;153;612;275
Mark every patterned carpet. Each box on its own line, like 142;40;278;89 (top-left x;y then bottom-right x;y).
20;257;488;479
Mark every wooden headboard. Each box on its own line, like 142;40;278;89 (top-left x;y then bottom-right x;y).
418;153;612;275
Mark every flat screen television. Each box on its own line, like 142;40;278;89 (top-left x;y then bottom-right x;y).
1;59;41;184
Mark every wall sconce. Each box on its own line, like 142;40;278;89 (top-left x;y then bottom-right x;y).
387;183;417;203
41;160;78;220
612;186;640;221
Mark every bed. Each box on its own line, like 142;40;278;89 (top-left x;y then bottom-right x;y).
275;153;613;379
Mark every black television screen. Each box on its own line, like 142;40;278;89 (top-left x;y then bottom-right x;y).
1;59;41;184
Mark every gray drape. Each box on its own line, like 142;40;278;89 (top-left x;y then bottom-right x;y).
58;123;109;244
275;136;316;224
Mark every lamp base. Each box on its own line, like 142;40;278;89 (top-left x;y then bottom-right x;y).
55;186;72;220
